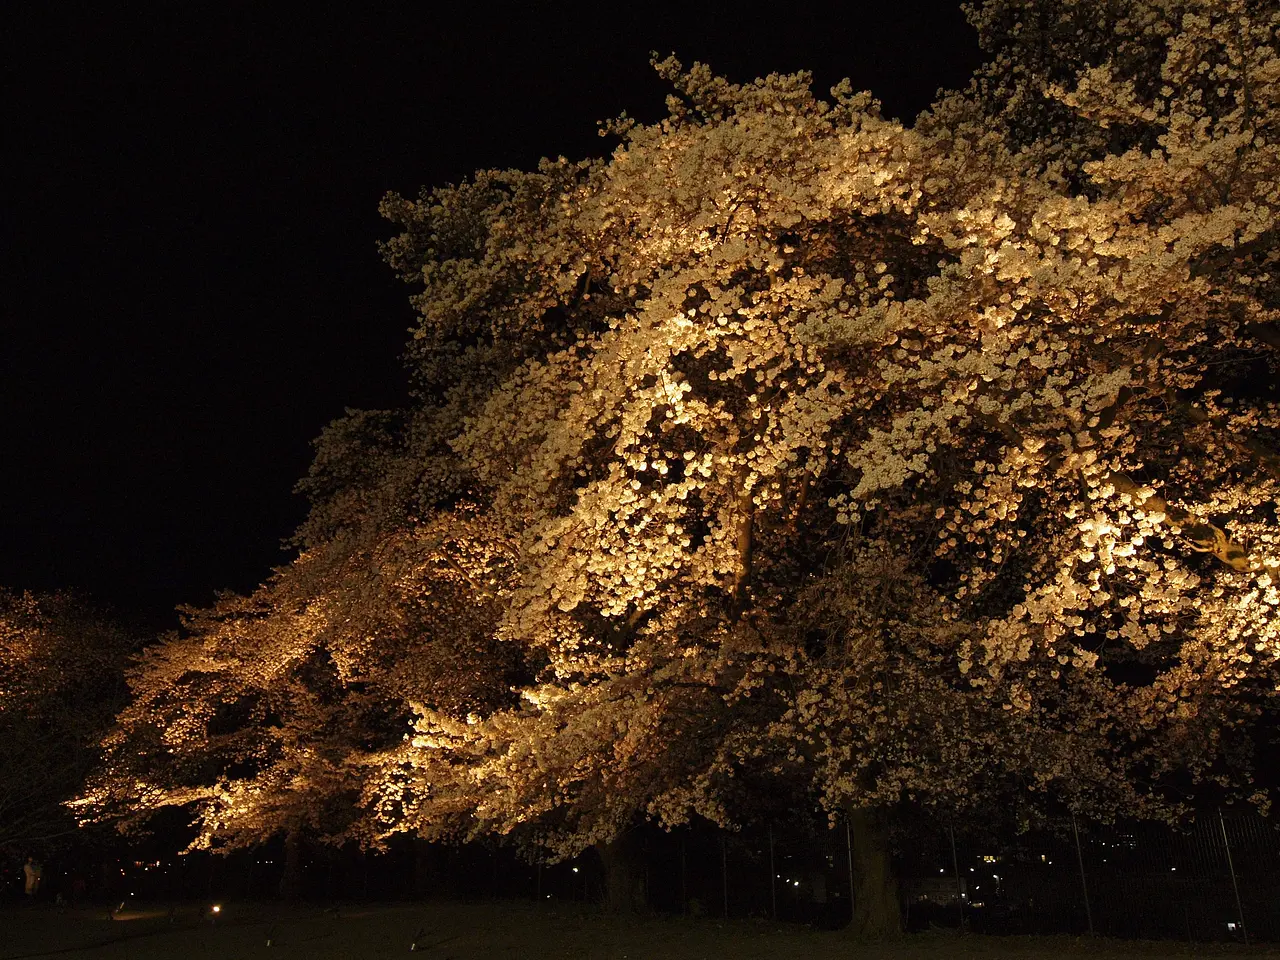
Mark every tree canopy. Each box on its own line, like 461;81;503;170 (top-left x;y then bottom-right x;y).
81;0;1280;934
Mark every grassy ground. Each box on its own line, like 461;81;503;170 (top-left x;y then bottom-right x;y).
1;901;1277;960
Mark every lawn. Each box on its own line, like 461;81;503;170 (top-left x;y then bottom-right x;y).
2;902;1277;960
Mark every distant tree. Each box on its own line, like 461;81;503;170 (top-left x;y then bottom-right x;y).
0;590;134;854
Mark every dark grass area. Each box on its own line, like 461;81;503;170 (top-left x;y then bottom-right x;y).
2;903;1279;960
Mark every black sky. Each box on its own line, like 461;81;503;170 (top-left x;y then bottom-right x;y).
4;3;982;631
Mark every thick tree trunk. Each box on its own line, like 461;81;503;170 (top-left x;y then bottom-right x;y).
279;829;303;902
845;806;901;938
412;837;434;897
595;833;646;914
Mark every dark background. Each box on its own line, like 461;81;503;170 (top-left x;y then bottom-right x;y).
3;3;982;631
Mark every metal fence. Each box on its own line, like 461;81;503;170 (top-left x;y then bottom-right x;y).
32;808;1280;943
903;810;1280;943
691;809;1280;943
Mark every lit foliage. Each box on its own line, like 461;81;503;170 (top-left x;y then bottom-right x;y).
84;0;1280;869
74;505;520;850
366;0;1280;857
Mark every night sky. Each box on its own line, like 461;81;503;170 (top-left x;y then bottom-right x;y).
4;4;982;631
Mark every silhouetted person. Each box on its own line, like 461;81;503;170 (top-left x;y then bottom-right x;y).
24;858;43;899
69;870;87;905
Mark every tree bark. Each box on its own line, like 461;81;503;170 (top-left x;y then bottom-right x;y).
279;829;303;902
412;836;434;897
845;806;901;938
595;833;646;914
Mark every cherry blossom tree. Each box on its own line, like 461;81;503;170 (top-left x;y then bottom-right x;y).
76;486;521;893
356;0;1278;932
86;0;1279;936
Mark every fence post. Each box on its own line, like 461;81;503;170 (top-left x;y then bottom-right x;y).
1071;814;1095;937
1219;809;1248;945
721;832;729;919
680;834;687;916
768;823;777;921
846;817;856;927
948;824;964;930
